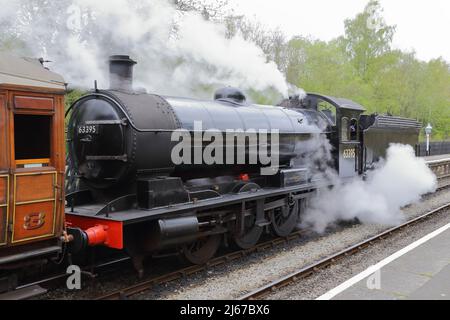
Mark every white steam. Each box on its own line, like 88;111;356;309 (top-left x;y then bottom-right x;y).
0;0;290;98
302;144;438;233
288;83;307;100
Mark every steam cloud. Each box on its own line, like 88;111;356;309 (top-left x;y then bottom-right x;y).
301;144;438;233
0;0;291;99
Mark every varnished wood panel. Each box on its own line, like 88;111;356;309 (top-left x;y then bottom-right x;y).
0;176;7;205
15;173;55;203
12;201;55;243
0;95;7;170
0;175;8;246
14;96;54;111
0;207;6;245
16;159;50;166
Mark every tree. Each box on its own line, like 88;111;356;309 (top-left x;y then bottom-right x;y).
224;15;288;71
285;37;373;107
340;0;396;80
173;0;231;20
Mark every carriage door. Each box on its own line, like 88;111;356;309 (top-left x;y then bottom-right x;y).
11;95;57;244
339;115;360;179
0;94;8;246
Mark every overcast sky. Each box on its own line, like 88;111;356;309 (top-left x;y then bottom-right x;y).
227;0;450;62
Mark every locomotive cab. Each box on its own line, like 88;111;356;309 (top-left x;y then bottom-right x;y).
285;94;365;179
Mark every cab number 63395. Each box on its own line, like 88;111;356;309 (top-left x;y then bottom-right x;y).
343;148;356;159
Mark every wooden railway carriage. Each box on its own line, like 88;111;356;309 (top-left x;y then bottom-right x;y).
0;53;66;290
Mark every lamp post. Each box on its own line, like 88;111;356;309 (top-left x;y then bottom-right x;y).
425;123;433;156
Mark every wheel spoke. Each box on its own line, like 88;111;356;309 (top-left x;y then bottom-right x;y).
271;201;299;237
182;234;222;265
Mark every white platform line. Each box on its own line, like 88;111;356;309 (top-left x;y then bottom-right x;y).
317;222;450;300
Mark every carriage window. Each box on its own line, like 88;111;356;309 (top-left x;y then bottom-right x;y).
317;101;336;126
350;119;358;141
341;117;349;141
14;114;51;168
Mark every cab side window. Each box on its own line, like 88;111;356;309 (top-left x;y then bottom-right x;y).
350;119;358;141
318;101;337;126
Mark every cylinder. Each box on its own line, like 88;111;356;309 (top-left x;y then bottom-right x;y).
158;216;199;246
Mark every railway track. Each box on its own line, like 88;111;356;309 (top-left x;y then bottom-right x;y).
95;230;310;300
0;256;130;300
239;202;450;300
8;190;448;300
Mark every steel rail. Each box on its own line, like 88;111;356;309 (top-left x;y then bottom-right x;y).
1;256;131;300
239;202;450;300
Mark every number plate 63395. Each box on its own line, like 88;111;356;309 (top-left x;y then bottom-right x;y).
77;125;99;135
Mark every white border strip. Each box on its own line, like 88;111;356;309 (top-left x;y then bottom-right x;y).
317;222;450;300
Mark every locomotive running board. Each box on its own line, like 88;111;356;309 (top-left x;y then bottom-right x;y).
67;183;321;226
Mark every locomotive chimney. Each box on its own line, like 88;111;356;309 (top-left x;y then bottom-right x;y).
109;55;137;91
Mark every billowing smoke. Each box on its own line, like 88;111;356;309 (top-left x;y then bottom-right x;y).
301;144;438;233
0;0;290;99
288;83;307;101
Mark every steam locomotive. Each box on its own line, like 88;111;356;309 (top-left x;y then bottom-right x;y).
0;53;421;293
64;55;421;275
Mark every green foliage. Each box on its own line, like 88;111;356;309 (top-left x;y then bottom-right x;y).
65;89;85;111
285;37;372;103
64;89;85;126
246;88;283;105
341;0;396;80
263;1;448;141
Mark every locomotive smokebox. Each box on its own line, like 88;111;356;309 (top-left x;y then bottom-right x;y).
109;55;137;91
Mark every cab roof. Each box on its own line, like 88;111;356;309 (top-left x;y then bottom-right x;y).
306;93;366;112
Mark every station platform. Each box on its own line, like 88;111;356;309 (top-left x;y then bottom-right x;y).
424;154;450;162
319;223;450;300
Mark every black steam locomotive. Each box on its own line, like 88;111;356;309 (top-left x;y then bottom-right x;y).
65;55;421;274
